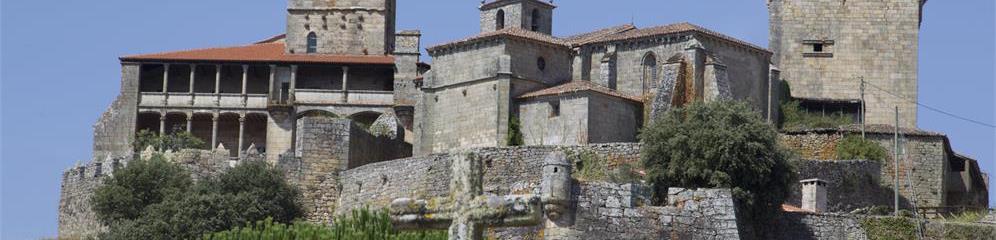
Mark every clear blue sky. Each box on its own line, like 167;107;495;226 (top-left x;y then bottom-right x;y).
2;1;993;238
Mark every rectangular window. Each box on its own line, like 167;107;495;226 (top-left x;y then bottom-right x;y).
549;101;560;118
802;40;834;58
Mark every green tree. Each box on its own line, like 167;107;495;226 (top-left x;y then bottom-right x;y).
93;157;303;239
92;154;192;224
640;101;795;228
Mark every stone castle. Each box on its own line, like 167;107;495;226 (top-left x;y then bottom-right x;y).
59;0;990;239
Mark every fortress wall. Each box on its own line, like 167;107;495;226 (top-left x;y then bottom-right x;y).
335;144;642;215
772;212;868;240
780;130;961;210
788;160;890;212
92;63;140;160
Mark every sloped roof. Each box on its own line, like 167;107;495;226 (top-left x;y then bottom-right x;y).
480;0;556;10
427;27;568;53
562;24;637;46
585;22;770;54
120;41;395;65
518;80;643;103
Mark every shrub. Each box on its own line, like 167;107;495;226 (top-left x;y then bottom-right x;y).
93;157;302;239
836;135;888;161
860;217;918;240
640;101;795;229
205;208;447;240
506;117;524;146
92;154;192;224
134;130;208;152
780;100;854;130
569;149;640;183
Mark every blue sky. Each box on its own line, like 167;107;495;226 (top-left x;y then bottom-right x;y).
2;0;993;238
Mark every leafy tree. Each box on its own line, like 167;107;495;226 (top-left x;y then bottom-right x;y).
93;157;302;239
640;101;795;229
836;135;888;161
92;154;192;224
134;130;208;152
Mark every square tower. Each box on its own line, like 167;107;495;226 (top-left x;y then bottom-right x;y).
479;0;555;35
769;0;926;127
287;0;397;55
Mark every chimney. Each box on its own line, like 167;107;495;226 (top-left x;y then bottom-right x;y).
801;178;827;213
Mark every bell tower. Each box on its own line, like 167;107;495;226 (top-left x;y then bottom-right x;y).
286;0;397;55
479;0;555;35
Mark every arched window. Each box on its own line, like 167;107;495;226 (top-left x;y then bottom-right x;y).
642;52;658;91
496;10;506;30
306;32;318;53
531;9;541;31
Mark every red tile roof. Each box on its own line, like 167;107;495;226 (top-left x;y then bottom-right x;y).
480;0;556;9
427;27;568;53
562;24;637;46
518;80;643;103
120;42;395;65
586;22;770;54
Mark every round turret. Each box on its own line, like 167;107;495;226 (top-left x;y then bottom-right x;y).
540;151;572;219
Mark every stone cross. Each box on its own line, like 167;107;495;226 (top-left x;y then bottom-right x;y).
389;151;550;240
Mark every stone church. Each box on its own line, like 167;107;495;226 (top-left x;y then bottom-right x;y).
59;0;990;239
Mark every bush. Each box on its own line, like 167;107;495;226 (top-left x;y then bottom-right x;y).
640;101;795;228
93;157;302;239
569;149;640;183
781;100;854;130
836;135;888;161
860;217;918;240
205;208;447;240
134;130;208;152
92;154;192;224
506;117;524;146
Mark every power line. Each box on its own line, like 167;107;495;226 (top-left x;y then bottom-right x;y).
863;81;996;129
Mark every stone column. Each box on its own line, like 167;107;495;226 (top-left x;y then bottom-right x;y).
162;64;170;93
341;66;349;102
241;65;249;106
211;114;219;150
289;65;298;102
159;114;167;135
189;64;197;105
215;65;222;107
186;113;193;132
237;114;246;158
268;65;276;103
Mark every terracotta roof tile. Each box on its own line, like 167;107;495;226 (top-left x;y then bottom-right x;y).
427;27;568;53
586;22;770;54
120;42;395;65
562;24;637;46
480;0;556;10
518;80;643;103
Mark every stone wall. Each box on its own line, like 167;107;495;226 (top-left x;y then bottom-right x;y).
283;114;410;222
519;95;590;146
92;63;140;161
788;160;891;212
769;0;921;127
285;0;396;55
782;129;948;210
772;212;868;240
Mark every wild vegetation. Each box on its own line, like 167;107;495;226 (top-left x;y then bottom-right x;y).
639;101;796;234
92;156;301;240
205;208;447;240
836;135;888;162
780;100;854;130
133;129;208;152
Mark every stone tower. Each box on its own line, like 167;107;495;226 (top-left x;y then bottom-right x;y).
479;0;555;34
286;0;397;55
769;0;926;127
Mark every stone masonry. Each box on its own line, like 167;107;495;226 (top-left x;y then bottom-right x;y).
769;0;923;127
